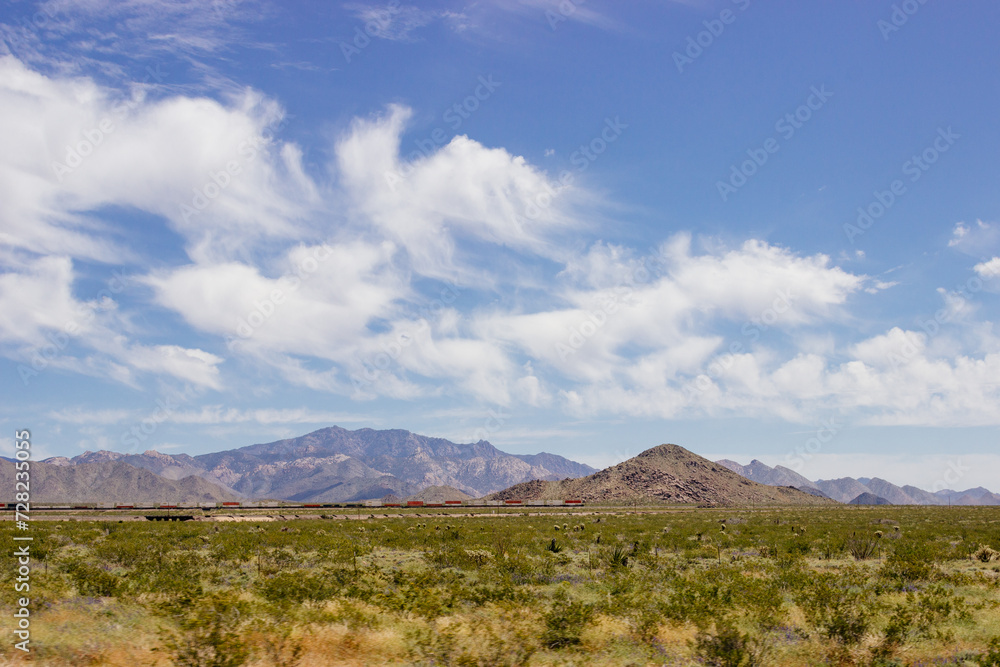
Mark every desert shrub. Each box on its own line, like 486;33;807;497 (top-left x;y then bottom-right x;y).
158;592;250;667
796;572;876;646
692;621;766;667
376;569;459;619
786;539;811;557
818;540;841;560
979;637;1000;666
61;559;122;597
405;621;462;664
973;544;1000;563
130;553;204;598
464;548;495;566
541;589;595;649
629;600;665;643
872;585;967;662
735;575;786;630
255;569;341;604
661;571;733;628
92;531;152;567
211;531;262;563
880;539;938;585
250;615;304;667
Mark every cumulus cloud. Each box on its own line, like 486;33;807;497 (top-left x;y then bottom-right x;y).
479;234;865;384
0;253;223;388
146;241;405;358
4;56;1000;429
0;56;317;263
974;257;1000;279
336;104;579;282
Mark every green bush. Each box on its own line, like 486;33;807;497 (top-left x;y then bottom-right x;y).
692;621;766;667
881;539;938;584
541;589;594;649
796;572;876;646
255;569;341;604
62;559;122;597
158;592;249;667
979;637;1000;666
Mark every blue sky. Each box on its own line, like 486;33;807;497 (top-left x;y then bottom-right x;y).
1;0;999;490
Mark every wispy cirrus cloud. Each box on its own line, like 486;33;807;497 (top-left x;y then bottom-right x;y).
346;2;435;41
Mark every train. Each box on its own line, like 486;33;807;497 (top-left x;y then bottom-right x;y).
4;499;584;511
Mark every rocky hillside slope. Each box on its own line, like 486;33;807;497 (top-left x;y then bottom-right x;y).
490;444;833;506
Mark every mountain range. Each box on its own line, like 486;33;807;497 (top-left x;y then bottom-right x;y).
39;426;597;503
0;459;237;505
15;425;993;506
716;458;1000;505
489;444;832;506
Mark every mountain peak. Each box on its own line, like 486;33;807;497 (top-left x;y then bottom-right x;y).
142;425;598;502
491;443;831;506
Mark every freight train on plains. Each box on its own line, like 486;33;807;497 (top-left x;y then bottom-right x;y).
4;499;584;511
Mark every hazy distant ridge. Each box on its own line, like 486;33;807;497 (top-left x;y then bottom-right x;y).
717;459;999;505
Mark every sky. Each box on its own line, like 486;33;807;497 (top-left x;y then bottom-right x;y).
1;0;998;491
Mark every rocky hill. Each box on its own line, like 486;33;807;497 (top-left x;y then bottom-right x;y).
489;444;833;506
0;459;237;504
51;426;596;503
849;492;891;505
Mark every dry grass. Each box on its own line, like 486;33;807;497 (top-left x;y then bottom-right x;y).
2;506;1000;665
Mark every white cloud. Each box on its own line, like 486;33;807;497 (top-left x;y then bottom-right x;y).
0;253;223;389
4;57;1000;430
0;56;315;263
336;104;581;282
145;241;405;360
974;257;1000;279
0;255;84;345
479;234;866;385
949;220;999;255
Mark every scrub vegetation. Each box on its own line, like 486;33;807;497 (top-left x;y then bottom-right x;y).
2;505;999;666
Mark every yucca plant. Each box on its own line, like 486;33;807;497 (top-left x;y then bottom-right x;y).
846;534;881;560
607;544;630;569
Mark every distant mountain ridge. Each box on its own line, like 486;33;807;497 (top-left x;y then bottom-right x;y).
489;444;833;506
715;459;820;491
716;458;1000;505
0;459;237;504
47;426;597;503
